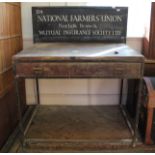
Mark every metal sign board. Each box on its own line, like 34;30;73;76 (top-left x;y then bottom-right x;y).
32;7;128;43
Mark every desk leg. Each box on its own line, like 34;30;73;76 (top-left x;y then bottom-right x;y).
24;78;40;134
15;77;25;149
132;79;143;147
36;78;40;105
119;79;123;105
22;78;40;148
120;79;134;136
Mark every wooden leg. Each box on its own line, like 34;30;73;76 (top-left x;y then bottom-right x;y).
132;79;143;147
119;79;123;105
15;77;25;150
145;108;154;144
36;78;40;105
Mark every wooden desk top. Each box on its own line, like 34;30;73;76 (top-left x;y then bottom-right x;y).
13;43;144;63
145;59;155;64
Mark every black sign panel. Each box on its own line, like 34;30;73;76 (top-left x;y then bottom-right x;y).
32;7;128;43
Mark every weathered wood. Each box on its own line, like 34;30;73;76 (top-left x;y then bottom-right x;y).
143;3;155;60
15;62;142;79
13;43;144;149
144;59;155;76
142;38;149;58
139;77;155;145
13;43;144;63
13;43;144;79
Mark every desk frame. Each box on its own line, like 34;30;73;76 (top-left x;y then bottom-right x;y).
13;59;144;149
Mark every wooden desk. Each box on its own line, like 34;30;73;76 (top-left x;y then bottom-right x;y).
13;43;144;148
144;59;155;76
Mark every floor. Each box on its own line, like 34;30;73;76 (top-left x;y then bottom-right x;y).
9;105;155;152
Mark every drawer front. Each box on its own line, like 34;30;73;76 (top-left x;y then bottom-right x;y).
15;62;142;78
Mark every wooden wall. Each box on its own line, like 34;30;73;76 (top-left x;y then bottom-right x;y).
148;2;155;59
0;2;22;97
143;2;155;60
143;2;155;76
0;2;25;149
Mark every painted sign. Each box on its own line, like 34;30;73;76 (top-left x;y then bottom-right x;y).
32;7;128;43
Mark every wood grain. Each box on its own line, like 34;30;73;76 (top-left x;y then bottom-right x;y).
0;2;23;97
142;77;155;144
143;3;155;60
13;43;144;63
15;62;142;79
0;69;13;97
149;3;155;59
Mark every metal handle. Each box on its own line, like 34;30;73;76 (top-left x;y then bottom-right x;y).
33;66;43;74
114;67;124;75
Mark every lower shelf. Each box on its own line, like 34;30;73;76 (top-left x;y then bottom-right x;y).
23;105;138;150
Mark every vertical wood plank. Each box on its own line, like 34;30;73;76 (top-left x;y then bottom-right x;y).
0;2;24;149
144;2;155;60
0;41;3;73
149;2;155;59
0;3;23;97
0;4;2;38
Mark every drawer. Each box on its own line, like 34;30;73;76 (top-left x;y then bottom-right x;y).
15;62;142;78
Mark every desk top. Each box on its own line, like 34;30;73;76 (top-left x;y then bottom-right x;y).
13;43;144;63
